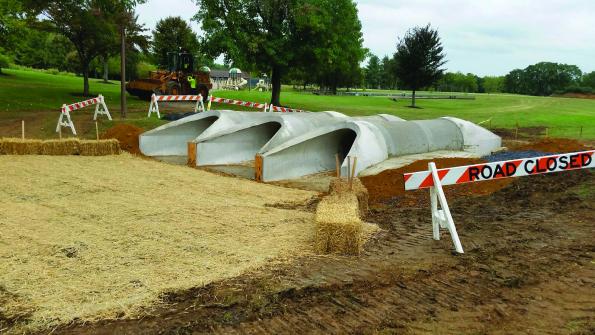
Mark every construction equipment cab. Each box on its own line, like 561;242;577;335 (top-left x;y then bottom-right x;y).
126;52;212;100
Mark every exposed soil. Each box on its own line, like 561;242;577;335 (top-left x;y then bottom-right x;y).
360;158;512;206
100;124;144;154
511;138;590;153
52;167;594;335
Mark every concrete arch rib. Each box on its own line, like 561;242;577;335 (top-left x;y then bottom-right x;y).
257;121;389;182
139;111;222;156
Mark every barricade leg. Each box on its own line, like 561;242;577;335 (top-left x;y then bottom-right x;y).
148;94;160;118
428;162;464;253
94;95;112;121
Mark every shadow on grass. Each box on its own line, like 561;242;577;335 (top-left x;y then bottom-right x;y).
95;80;117;85
406;105;423;109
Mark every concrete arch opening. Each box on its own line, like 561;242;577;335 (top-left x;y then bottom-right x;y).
197;121;282;166
257;128;357;181
140;116;219;156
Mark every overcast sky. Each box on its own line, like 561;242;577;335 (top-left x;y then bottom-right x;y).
136;0;595;76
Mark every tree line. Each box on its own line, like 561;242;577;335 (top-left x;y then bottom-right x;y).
364;57;595;96
2;0;593;110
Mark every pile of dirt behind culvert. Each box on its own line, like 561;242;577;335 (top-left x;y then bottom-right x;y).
360;158;513;207
101;124;144;155
512;138;590;153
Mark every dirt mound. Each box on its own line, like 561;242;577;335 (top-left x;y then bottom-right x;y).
512;138;590;153
360;158;513;206
100;124;144;154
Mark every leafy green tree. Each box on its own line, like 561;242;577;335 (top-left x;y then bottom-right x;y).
504;62;582;96
582;71;595;89
299;0;366;94
196;0;296;105
26;0;118;96
483;76;504;93
393;24;446;107
365;54;382;89
380;56;397;89
152;16;200;68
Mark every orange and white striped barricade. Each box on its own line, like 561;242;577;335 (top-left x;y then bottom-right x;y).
56;95;111;135
148;94;205;118
268;104;308;113
404;150;595;253
207;96;268;112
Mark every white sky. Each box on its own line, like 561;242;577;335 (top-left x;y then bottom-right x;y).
136;0;595;76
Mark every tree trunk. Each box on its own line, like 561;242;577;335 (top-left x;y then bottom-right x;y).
120;24;127;118
271;66;282;106
103;56;109;83
411;89;416;107
82;62;90;96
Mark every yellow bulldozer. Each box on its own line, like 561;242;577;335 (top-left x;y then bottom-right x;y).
126;52;212;100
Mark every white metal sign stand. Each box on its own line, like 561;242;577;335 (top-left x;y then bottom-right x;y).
428;162;464;253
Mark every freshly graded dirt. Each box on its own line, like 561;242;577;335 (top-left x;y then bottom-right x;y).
100;124;144;154
511;138;590;153
360;158;513;206
55;169;594;335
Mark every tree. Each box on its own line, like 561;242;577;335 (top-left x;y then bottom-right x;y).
298;0;366;94
503;62;582;96
27;0;117;96
152;17;200;68
483;76;504;93
0;0;25;72
583;71;595;89
392;24;446;107
197;0;305;105
365;55;382;89
380;56;397;89
196;0;364;105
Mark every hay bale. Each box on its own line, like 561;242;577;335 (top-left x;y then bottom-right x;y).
314;192;363;255
79;139;121;156
328;177;369;216
40;139;80;155
0;138;42;155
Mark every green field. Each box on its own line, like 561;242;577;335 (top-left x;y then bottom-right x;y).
1;68;594;139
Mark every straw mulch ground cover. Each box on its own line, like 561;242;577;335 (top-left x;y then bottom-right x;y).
0;154;316;333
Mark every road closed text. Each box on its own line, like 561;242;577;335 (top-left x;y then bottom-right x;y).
467;152;593;181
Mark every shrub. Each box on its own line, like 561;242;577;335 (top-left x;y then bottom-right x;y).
0;53;11;73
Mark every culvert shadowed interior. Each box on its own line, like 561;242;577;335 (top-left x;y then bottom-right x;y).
141;116;219;156
263;128;357;181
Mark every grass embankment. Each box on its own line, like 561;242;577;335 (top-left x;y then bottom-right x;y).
1;68;594;139
0;154;316;332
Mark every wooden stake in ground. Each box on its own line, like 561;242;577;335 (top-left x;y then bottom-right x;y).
21;120;25;140
350;156;358;190
335;154;340;178
95;121;99;141
580;126;583;138
347;156;351;183
515;122;519;140
545;127;549;138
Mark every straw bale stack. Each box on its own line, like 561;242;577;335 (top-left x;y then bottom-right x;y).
314;192;364;255
40;139;79;155
0;138;121;156
0;138;42;155
328;177;369;216
79;139;120;156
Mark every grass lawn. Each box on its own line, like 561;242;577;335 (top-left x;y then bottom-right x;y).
1;68;594;139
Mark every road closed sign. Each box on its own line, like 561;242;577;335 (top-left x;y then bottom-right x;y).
404;150;594;190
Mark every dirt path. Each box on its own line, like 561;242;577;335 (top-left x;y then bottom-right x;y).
54;169;594;335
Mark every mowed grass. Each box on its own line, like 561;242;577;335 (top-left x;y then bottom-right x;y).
1;68;594;139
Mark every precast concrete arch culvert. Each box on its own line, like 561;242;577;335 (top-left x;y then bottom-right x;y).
139;110;501;181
